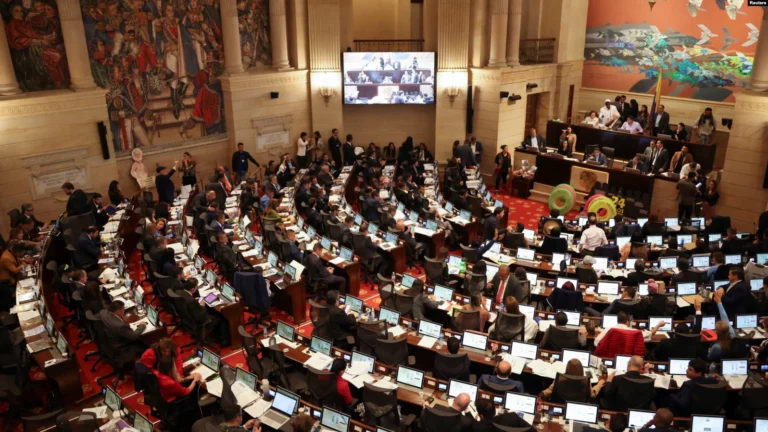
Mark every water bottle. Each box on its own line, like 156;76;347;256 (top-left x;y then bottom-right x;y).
460;259;466;274
709;362;717;377
263;326;268;338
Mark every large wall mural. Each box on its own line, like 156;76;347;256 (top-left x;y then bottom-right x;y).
238;0;271;69
80;0;228;155
583;0;761;102
1;1;70;92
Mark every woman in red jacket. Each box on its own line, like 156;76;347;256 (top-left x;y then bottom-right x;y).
141;338;183;378
156;355;203;402
330;358;353;405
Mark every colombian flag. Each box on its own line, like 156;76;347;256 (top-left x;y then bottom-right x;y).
649;67;663;120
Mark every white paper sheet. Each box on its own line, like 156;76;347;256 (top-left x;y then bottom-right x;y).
245;399;272;419
417;336;438;348
23;325;45;337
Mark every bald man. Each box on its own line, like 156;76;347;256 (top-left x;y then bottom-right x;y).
478;360;524;392
639;409;676;432
428;392;474;432
601;355;655;411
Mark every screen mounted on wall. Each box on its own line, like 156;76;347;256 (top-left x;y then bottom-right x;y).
342;52;436;105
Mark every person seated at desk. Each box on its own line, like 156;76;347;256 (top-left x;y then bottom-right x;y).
587;147;607;166
664;358;718;416
330;358;354;406
599;99;620;129
259;189;273;212
708;289;741;362
593;312;645;358
397;220;428;261
581;214;607;254
639;409;677;432
413;288;440;321
141;338;182;375
577;255;599;284
478;360;524;393
523;127;546;152
426;393;474;432
652;318;704;362
707;252;724;283
455;293;491;331
155;354;204;403
671;257;701;284
582;110;600;127
541;358;603;401
601;355;654;410
83;281;103;314
499;297;538;342
625;259;650;286
327;290;356;349
285;230;303;263
557;127;576;157
620;116;644;134
210;212;232;234
364;189;382;224
452;188;470;211
327;205;342;225
156;219;174;239
672;123;688;142
539;311;587;351
308;243;346;294
489;265;523;305
177;285;231;346
304;198;325;235
625;155;646;173
100;300;146;359
77;226;102;271
472;399;500;432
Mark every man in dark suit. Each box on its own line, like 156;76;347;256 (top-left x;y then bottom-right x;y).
588;147;607;166
264;174;283;199
304;198;325;234
285;230;303;263
191;190;218;226
307;243;346;293
154;163;178;203
76;226;101;271
364;193;382;224
426;393;474;432
397;220;427;260
452;188;470;211
340;216;355;250
601;355;654;410
382;207;397;232
652;104;670;136
719;266;750;318
328;128;342;168
625;155;646;173
489;265;523;304
89;193;109;229
522;127;546;152
471;399;498;432
455;141;476;167
343;134;356;166
317;164;334;189
646;140;670;174
326;290;356;349
100;300;146;359
676;172;698;220
478;360;524;392
470;136;484;163
214;232;239;281
624;260;650;286
666;359;718;416
175;284;230;346
61;182;90;216
672;258;702;284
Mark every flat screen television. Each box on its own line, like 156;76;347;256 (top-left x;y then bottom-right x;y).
342;52;436;105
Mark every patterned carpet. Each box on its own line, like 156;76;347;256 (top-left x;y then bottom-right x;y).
2;191;568;430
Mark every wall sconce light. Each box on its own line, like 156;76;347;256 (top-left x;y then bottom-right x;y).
444;86;461;106
318;87;335;106
648;0;656;10
526;83;538;90
508;94;522;103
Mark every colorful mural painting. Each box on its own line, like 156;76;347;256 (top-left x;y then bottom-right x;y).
583;0;762;102
80;0;228;155
1;0;70;92
238;0;271;69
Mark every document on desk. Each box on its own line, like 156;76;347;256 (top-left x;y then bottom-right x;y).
245;399;271;419
371;377;399;390
537;320;555;332
206;377;223;397
676;297;691;308
83;406;109;420
18;310;41;322
647;373;670;389
724;375;747;389
98;257;115;265
500;354;527;375
261;334;301;349
345;373;375;389
241;249;260;258
23;325;45;338
671;375;690;387
329;257;345;265
304;353;333;371
168;243;184;254
18;278;36;289
388;325;406;338
418;336;438;349
108;287;128;297
413;227;436;237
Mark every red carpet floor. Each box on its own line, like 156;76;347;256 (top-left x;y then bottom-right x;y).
3;192;565;431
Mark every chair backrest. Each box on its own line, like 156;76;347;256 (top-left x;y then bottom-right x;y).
542;326;581;351
603;146;615;165
551;373;590;403
433;352;471;382
424;257;446;285
614;375;655;410
393;291;415;316
494;313;525;342
479;380;520;395
574;266;595;283
328;223;343;242
362;382;398;422
421;406;462;432
143;372;170;420
56;411;97;432
463;272;486;296
22;409;66;432
356;323;381;355
375;338;408;366
453;309;481;332
307;366;341;408
460;244;478;262
310;300;332;340
667;333;702;359
503;232;527;249
378;274;395;309
691;380;729;415
239;326;264;378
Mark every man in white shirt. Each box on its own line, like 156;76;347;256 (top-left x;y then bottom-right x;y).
679;161;700;178
620;116;644;134
599;99;620;128
296;132;308;169
581;213;608;252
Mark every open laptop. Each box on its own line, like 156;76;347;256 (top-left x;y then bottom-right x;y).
516;247;535;264
433;285;454;305
725;254;742;265
691;415;725;432
448;379;478;402
722;359;748;377
669;358;693;378
551;253;571;269
602;314;618;329
659;257;677;271
133;412;153;432
627;409;655;430
558;310;582;328
692;254;711;269
462;331;488;354
562;349;591;368
736;314;759;333
556;277;578;290
350;350;376;374
510;341;538;360
505;392;537;424
276;320;296;344
395;365;430;394
320;407;351;432
649;316;673;333
379;307;400;326
191;348;221;381
259;387;301;430
232;367;261;407
614;355;632;373
756;418;768;432
418;319;442;341
676;282;697;297
304;336;334;370
400;273;417;290
565;402;600;432
597;281;620;302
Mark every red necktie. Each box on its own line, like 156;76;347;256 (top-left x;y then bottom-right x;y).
496;277;507;305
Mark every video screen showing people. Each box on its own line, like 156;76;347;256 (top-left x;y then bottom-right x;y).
342;52;435;105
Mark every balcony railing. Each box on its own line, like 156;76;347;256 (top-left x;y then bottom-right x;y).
519;38;556;64
353;40;425;52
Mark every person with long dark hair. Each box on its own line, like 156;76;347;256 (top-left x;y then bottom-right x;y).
181;151;197;188
108;180;124;206
399;136;414;163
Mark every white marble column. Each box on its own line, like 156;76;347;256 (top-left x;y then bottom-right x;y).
487;0;509;68
270;0;292;71
56;0;96;90
506;0;522;66
0;18;21;95
221;0;244;74
747;10;768;91
469;0;487;68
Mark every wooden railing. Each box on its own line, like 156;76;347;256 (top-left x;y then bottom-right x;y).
353;39;425;52
519;38;556;64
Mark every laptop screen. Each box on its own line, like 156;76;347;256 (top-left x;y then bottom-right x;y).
614;355;632;372
677;282;697;296
396;366;424;388
401;274;416;288
691;416;725;432
504;392;537;415
367;223;378;235
133;412;153;432
725;254;741;265
307;226;317;237
236;367;258;390
488;242;502;254
688;253;710;268
516;248;535;261
709;233;722;243
646;235;663;245
310;336;332;357
194;255;204;271
379;308;400;326
722;359;748;376
268;251;278;267
525;272;538;286
758;253;768;265
659;257;677;270
597;281;620;296
147;305;159;327
221;283;235;301
523;229;535;241
321;407;351;432
736;314;758;329
669;358;692;375
677;234;692;245
701;316;716;331
462;331;487;351
556;277;578;289
276;320;295;342
205;269;217;285
433;285;454;302
551;253;571;268
354;214;363;226
104;386;121;412
565;402;599;425
418;320;442;339
751;279;764;291
602;314;618;329
272;388;300;417
616;236;631;249
510;341;538;360
518;304;534;320
627;410;655;429
562;349;591;368
592;257;608;271
638;283;649;296
448;379;478;402
202;348;220;372
649;317;673;332
340;247;354;262
558;310;581;326
285;264;297;281
459;210;471;221
665;218;679;227
351;351;376;374
426;219;438;231
626;258;638;271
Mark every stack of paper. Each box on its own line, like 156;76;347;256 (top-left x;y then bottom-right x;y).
371;377;398;390
724;375;747;389
244;399;271;418
527;359;566;379
23;325;45;338
18;310;41;322
418;336;438;348
206;377;224;397
241;249;260;258
388;326;406;338
671;375;690;387
647;373;671;389
499;354;527;375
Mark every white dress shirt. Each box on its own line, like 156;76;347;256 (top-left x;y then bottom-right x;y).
680;163;700;178
530;137;538;148
297;138;308;156
581;225;608;251
599;105;619;126
655;113;663;127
